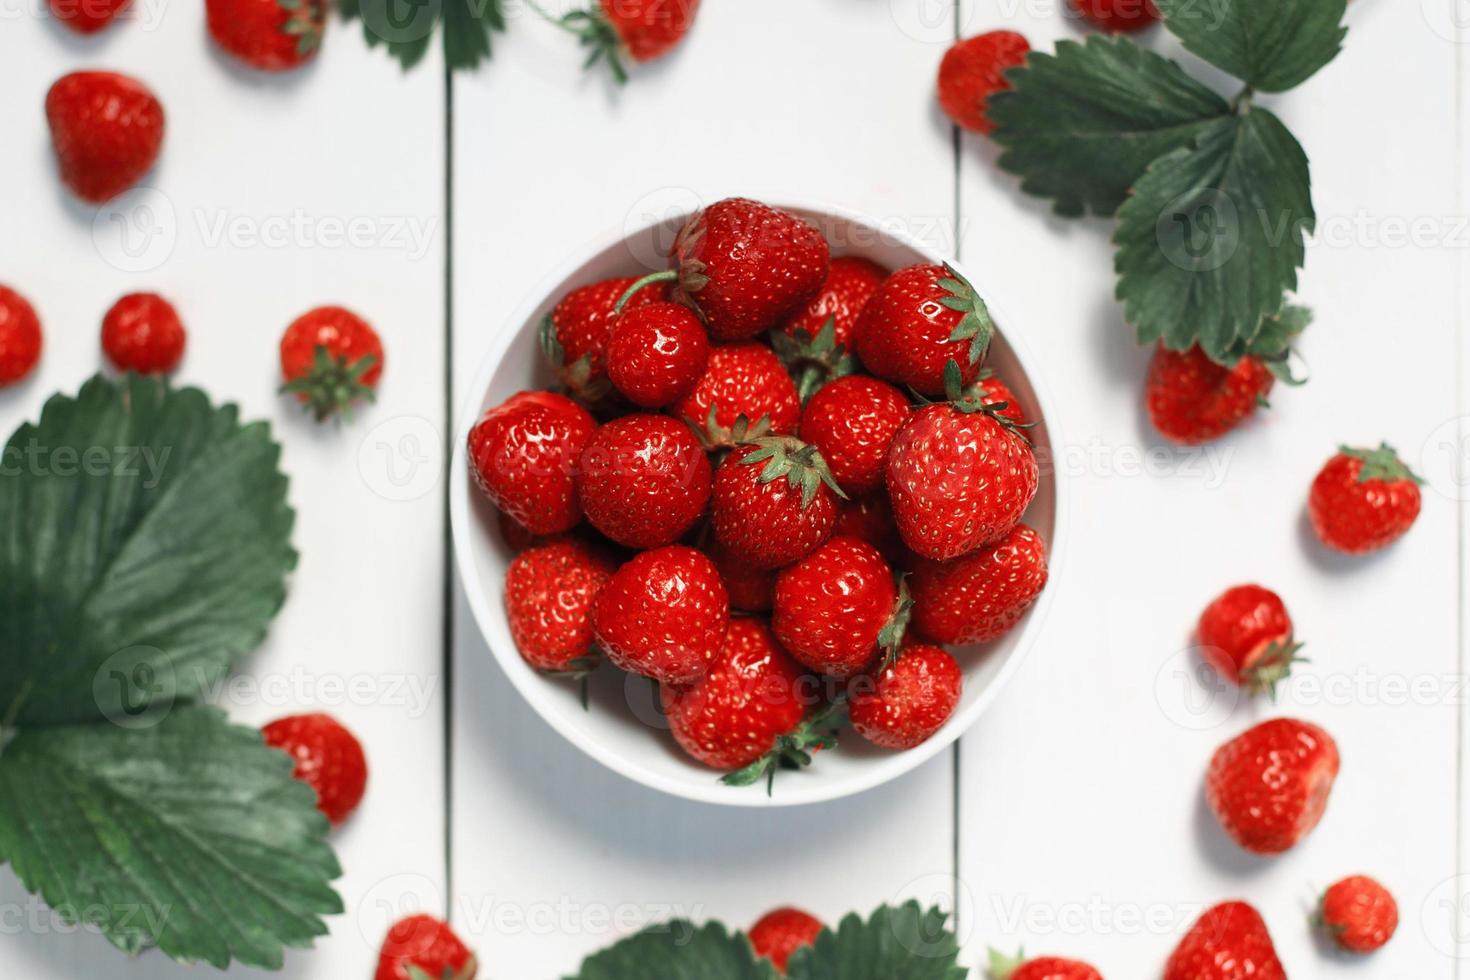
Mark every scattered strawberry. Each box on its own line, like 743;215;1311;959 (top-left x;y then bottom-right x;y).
279;305;384;421
375;914;477;980
748;906;825;974
206;0;324;71
987;948;1102;980
0;285;43;387
1069;0;1160;32
505;538;615;675
544;0;701;83
469;391;595;536
540;275;667;400
773;536;900;678
849;643;961;750
1196;584;1303;697
911;524;1047;644
1318;875;1397;953
1145;344;1275;445
706;535;776;612
886;364;1038;560
48;0;131;33
261;713;368;826
1308;443;1423;554
833;492;909;567
972;370;1027;426
577;413;712;548
46;71;164;204
101;292;185;374
606;301;709;408
1206;717;1340;855
594;545;729;684
674;341;801;448
937;31;1031;135
854;264;992;396
798;375;910;497
1164;902;1284;980
773;256;886;399
712;438;842;569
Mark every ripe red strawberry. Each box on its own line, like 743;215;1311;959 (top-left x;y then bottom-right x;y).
1308;444;1423;554
773;537;900;678
0;285;43;387
546;0;701;82
987;949;1102;980
576;414;711;548
937;31;1031;135
594;545;729;684
661;618;838;790
1196;584;1303;696
911;523;1047;644
48;0;131;33
706;535;776;612
712;438;842;569
972;370;1027;426
854;264;992;396
778;256;886;349
798;375;910;497
606;302;709;408
505;538;615;674
279;305;384;421
886;369;1039;561
1318;875;1398;953
46;71;164;204
1206;717;1340;855
833;492;909;567
469;391;595;536
206;0;324;71
101;292;185;374
748;906;825;974
261;712;368;826
1070;0;1160;32
540;275;667;400
1165;902;1283;980
1146;345;1274;445
497;509;539;552
848;643;961;750
674;342;800;448
375;914;477;980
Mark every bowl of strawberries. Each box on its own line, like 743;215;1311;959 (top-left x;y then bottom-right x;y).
450;196;1064;806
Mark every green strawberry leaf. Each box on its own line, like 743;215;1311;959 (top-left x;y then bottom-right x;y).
0;705;342;970
989;35;1230;218
0;375;295;729
1113;106;1314;360
785;903;967;980
338;0;503;71
566;920;778;980
1155;0;1348;93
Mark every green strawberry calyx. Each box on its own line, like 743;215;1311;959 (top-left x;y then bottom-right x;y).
538;314;611;402
405;956;478;980
541;653;601;711
737;436;847;508
986;947;1026;980
721;698;847;795
277;0;324;56
936;360;1033;437
770;317;859;402
524;0;630;83
686;405;773;451
280;345;378;422
1239;638;1307;700
938;263;995;367
876;576;913;669
1342;443;1425;486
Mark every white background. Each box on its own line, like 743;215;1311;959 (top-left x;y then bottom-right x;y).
1;0;1465;976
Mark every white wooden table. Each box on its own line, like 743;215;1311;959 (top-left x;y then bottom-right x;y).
1;0;1464;976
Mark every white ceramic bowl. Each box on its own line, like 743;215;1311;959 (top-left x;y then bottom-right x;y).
451;200;1067;807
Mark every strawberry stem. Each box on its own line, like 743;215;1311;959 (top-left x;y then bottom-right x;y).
613;270;678;315
721;698;847;795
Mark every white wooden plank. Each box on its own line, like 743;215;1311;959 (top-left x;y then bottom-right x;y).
0;9;447;978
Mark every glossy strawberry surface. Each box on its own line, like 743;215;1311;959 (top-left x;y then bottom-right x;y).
798;375;910;497
594;545;729;684
1206;717;1340;855
601;0;700;62
207;0;324;70
1164;902;1284;980
375;914;477;980
1196;584;1297;693
937;31;1030;134
674;342;800;446
505;538;615;672
542;275;667;398
46;71;164;203
1308;444;1422;554
854;264;985;396
261;713;368;826
773;536;896;678
606;301;709;408
1320;875;1398;953
1146;344;1273;445
849;644;961;750
576;414;712;548
911;523;1047;644
712;442;838;569
777;255;886;349
469;391;595;536
102;292;185;374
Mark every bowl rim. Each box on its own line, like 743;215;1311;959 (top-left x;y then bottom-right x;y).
449;196;1071;807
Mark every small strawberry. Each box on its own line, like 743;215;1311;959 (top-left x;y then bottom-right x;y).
987;948;1102;980
937;31;1031;135
46;71;164;204
798;375;910;497
261;712;368;826
971;370;1027;426
279;305;384;421
773;537;902;679
606;301;709;408
772;256;886;400
1146;345;1273;445
1206;717;1340;855
101;292;185;374
1069;0;1160;32
375;914;477;980
1164;902;1284;980
848;643;961;750
576;414;712;548
886;363;1039;561
505;538;615;676
0;285;43;387
1196;584;1303;697
1309;443;1423;554
712;438;842;569
48;0;131;33
833;492;909;567
706;535;776;612
541;0;701;83
911;523;1048;644
469;391;595;536
206;0;324;71
1317;875;1398;953
594;545;728;684
540;275;667;400
674;341;801;448
854;264;993;396
748;907;825;974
